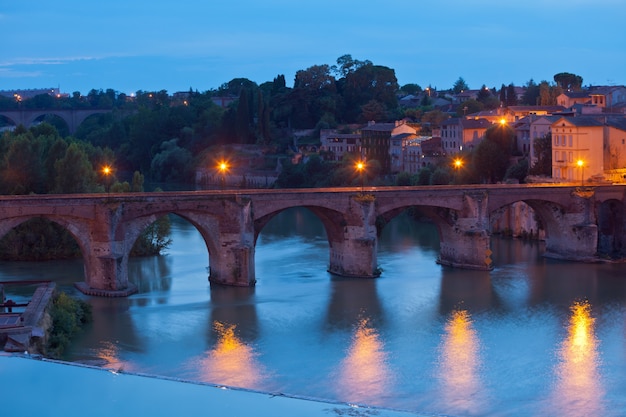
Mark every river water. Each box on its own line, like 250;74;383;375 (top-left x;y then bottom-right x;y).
2;208;626;416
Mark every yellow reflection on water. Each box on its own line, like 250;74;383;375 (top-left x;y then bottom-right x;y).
95;340;133;372
197;321;264;389
336;317;392;404
438;309;483;414
548;301;605;416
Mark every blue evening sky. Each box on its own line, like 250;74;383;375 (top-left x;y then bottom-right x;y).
1;0;625;95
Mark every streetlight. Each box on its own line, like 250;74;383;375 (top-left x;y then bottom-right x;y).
102;165;112;193
453;158;463;184
576;159;584;186
355;160;366;194
217;160;229;189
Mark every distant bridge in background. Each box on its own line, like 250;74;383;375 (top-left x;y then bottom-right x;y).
0;108;112;134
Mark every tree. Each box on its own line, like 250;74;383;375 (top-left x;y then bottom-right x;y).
400;84;422;95
553;72;583;91
506;84;518;107
150;138;193;182
453;77;469;94
472;124;514;183
529;133;552;176
521;79;540;105
54;143;99;193
235;87;254;143
331;54;372;78
455;99;483;116
538;81;562;105
340;62;399;123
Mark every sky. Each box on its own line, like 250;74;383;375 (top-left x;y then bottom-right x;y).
1;0;625;96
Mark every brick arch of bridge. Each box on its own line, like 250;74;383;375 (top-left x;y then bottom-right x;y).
373;192;492;270
252;198;379;278
488;194;597;260
119;210;223;283
0;215;94;283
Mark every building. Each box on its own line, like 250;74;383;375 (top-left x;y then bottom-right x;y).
550;117;605;182
556;86;626;110
440;117;491;155
0;88;64;100
402;136;432;174
319;129;361;161
361;121;417;174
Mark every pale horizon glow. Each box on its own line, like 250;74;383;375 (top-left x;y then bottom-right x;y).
2;1;625;95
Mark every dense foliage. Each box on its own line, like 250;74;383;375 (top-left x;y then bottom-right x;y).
46;291;92;358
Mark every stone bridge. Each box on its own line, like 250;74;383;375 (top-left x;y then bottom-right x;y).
0;184;624;296
0;108;112;134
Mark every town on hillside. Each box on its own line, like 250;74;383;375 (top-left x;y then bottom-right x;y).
2;71;626;188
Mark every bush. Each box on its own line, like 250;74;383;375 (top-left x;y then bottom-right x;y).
46;292;92;358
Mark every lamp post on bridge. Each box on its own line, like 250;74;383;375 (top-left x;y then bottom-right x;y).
217;160;229;190
102;165;112;193
355;160;366;194
576;159;585;186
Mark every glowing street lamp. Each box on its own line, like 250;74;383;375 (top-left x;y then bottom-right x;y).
577;159;584;186
453;158;463;184
102;165;112;193
355;160;366;194
217;160;229;189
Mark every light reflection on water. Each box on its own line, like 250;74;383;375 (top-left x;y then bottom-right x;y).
335;316;393;404
1;208;626;416
545;300;606;417
191;321;267;389
437;310;485;415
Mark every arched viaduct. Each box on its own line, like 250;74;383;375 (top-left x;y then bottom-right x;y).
0;108;112;134
0;184;623;296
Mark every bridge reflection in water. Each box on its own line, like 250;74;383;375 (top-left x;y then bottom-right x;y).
437;309;486;415
546;301;605;417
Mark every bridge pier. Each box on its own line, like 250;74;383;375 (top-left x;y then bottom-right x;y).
75;240;137;297
543;189;598;261
208;198;256;287
328;197;379;278
435;191;493;270
438;228;492;270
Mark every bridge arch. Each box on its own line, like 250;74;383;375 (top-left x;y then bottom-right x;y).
0;215;94;283
120;210;224;283
254;203;375;278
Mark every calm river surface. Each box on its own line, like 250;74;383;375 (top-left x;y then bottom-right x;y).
2;208;626;416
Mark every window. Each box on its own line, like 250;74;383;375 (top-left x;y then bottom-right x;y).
555;135;560;146
569;135;573;147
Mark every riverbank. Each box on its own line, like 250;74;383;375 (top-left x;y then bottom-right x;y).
0;354;426;417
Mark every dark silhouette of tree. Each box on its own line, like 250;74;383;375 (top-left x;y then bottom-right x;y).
553;72;583;91
453;77;469;94
506;84;518;107
473;124;514;183
521;79;540;105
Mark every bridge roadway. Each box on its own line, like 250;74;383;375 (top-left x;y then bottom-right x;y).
0;183;623;296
